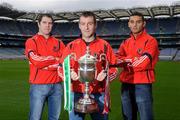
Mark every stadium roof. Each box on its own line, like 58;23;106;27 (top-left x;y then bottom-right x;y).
0;4;180;22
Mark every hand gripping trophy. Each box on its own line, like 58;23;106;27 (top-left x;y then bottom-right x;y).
74;46;99;113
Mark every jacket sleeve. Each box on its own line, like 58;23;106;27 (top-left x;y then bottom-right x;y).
57;40;66;61
116;41;133;67
25;39;57;69
108;67;118;82
59;43;72;64
57;65;64;80
129;38;159;72
42;63;60;71
40;40;65;71
106;43;118;82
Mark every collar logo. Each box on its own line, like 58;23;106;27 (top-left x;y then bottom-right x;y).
53;45;59;52
137;48;143;55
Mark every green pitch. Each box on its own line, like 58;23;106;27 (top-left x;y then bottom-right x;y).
0;60;179;120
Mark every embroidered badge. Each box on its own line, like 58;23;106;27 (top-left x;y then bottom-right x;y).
137;48;143;55
53;45;59;52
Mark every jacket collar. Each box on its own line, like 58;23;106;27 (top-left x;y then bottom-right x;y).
130;29;146;40
79;33;97;46
36;33;52;40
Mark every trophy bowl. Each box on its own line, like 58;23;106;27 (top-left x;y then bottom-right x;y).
74;47;99;113
79;63;96;83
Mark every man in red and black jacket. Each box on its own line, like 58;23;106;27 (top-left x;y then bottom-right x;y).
60;11;117;120
25;14;65;120
116;12;159;120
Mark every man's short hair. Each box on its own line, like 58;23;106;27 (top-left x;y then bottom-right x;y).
130;12;145;21
79;11;96;24
38;14;54;24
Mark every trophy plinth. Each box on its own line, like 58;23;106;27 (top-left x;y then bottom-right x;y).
74;46;99;113
74;82;99;113
74;97;99;113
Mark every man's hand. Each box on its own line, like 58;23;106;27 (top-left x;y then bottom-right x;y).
55;57;60;61
96;70;107;81
58;66;64;79
71;69;79;81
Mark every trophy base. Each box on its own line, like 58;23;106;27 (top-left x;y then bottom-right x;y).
74;97;99;113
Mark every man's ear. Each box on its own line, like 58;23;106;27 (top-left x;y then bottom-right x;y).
37;22;40;28
78;22;81;30
128;21;130;28
143;21;146;28
95;22;97;29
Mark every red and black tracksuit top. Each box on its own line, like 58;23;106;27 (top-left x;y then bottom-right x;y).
61;37;117;93
25;34;65;84
116;29;159;84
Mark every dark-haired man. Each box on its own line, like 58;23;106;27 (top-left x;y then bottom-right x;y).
61;11;117;120
25;14;65;120
116;12;159;120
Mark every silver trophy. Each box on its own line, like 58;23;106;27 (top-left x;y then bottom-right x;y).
74;46;99;113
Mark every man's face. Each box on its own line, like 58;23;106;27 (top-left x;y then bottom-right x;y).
38;16;53;36
79;16;96;38
128;15;145;35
